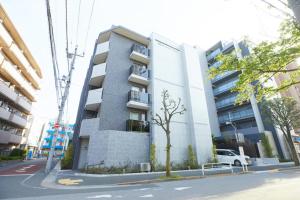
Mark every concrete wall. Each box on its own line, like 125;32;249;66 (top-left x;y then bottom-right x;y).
197;48;221;137
150;33;213;165
86;130;150;167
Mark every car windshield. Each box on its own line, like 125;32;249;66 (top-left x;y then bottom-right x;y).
231;150;240;155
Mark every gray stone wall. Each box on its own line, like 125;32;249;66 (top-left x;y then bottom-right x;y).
87;130;150;167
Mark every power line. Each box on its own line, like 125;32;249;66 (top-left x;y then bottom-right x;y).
260;0;295;18
65;0;70;71
75;0;82;47
45;0;62;109
83;0;96;54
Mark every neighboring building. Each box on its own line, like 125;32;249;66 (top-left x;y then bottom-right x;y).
274;61;300;133
0;4;42;155
41;122;73;158
203;41;284;158
73;26;213;169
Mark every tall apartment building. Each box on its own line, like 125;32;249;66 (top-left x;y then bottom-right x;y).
204;41;284;158
0;5;42;154
274;61;300;133
73;26;213;169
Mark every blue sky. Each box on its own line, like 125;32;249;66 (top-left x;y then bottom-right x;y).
1;0;285;127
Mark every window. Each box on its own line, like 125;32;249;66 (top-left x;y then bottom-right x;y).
129;111;146;121
217;150;225;155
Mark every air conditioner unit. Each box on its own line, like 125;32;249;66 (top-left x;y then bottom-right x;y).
140;162;150;172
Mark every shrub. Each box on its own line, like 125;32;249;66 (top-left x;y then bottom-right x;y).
0;156;22;161
10;148;26;159
150;144;156;171
187;145;198;169
261;134;273;158
61;144;73;169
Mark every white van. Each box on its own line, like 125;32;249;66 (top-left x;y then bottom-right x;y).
216;149;252;166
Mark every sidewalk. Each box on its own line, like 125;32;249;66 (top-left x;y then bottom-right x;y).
41;161;299;190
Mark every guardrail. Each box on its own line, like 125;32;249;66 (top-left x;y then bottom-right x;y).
201;163;234;175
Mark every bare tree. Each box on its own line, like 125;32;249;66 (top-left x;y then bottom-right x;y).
262;97;300;166
151;90;186;177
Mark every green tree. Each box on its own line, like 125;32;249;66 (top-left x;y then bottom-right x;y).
152;90;186;177
261;134;273;158
187;145;197;169
262;97;300;166
209;19;300;104
150;144;156;172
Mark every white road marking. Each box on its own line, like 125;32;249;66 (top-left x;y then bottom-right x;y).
87;194;112;199
174;187;192;191
135;188;151;191
0;174;33;176
204;195;219;199
139;194;153;198
115;195;123;198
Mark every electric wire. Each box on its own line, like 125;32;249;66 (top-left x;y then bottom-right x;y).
65;0;70;71
45;0;62;109
83;0;96;54
75;0;82;48
260;0;295;19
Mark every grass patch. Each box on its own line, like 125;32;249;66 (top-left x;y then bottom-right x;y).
159;174;182;180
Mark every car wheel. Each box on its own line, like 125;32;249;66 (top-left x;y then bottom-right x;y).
234;160;241;166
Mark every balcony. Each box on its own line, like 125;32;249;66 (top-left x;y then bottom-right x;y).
218;109;255;124
0;59;36;101
0;106;11;121
16;96;32;113
0;79;18;102
207;48;221;61
0;130;22;144
9;43;40;88
79;118;100;137
89;63;106;87
213;79;238;96
0;80;32;113
93;42;109;65
209;61;222;69
130;44;149;64
10;113;27;128
128;64;150;85
212;70;238;83
127;90;150;110
0;23;13;47
85;88;103;111
126;119;150;132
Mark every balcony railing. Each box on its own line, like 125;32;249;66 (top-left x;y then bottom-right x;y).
126;119;150;132
216;96;236;109
207;48;221;61
212;70;238;83
130;64;150;79
213;79;238;96
130;44;150;64
132;44;149;57
218;109;255;124
128;90;150;104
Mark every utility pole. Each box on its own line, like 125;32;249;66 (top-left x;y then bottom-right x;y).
45;46;78;173
288;0;300;24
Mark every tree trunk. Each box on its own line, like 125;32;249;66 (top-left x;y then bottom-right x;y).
165;133;171;177
286;130;300;166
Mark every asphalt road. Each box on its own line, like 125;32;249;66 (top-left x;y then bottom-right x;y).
1;160;300;200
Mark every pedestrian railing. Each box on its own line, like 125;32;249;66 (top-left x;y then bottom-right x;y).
201;163;234;176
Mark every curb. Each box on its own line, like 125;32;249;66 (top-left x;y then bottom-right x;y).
40;161;139;190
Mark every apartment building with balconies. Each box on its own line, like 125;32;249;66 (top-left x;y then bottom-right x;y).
203;41;284;158
0;5;42;154
73;26;213;169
